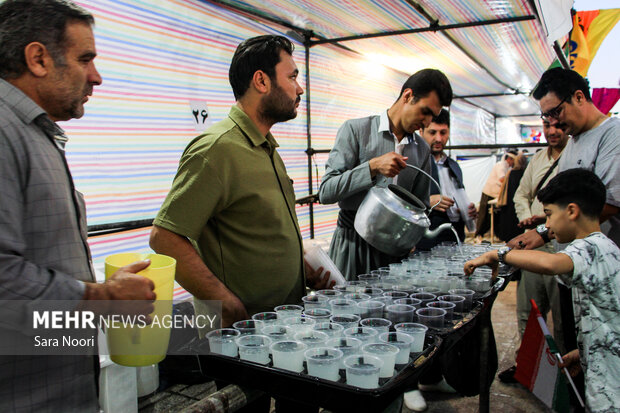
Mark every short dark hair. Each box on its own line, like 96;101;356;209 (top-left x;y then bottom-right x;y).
532;68;591;102
431;109;450;127
398;69;452;107
0;0;94;79
537;168;606;218
229;35;294;100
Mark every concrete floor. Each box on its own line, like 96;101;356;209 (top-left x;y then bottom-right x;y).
139;282;555;413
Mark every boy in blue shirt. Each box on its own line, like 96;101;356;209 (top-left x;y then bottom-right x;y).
465;168;620;413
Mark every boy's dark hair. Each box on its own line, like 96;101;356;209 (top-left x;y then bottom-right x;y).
229;35;294;100
537;168;606;218
431;109;450;126
0;0;94;79
398;69;452;107
532;68;591;102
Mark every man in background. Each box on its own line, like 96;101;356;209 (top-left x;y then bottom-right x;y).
319;69;453;282
417;109;477;250
497;120;568;383
0;1;155;411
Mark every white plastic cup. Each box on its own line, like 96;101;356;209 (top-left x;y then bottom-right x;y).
261;325;291;352
206;328;240;357
344;354;384;389
281;315;316;336
394;322;428;353
438;294;466;313
361;343;399;378
294;330;329;349
416;307;446;328
302;294;331;310
270;340;307;372
274;304;304;320
378;332;414;364
386;304;416;324
357;300;385;319
312;321;344;339
359;318;392;337
327;336;363;369
409;292;437;306
235;334;272;365
305;347;343;381
303;308;332;321
428;301;456;321
330;314;360;330
358;273;381;285
448;289;475;311
330;299;358;316
343;326;379;345
251;312;279;327
315;289;343;299
360;287;384;298
232;319;264;336
383;291;409;301
393;297;422;309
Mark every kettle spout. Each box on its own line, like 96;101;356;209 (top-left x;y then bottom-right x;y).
423;223;454;239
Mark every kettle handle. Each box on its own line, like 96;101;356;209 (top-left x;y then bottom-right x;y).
405;164;443;213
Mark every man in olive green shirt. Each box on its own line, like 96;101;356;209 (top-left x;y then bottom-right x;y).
150;35;327;328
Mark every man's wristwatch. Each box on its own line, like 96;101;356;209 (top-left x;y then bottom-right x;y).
536;224;550;243
497;246;512;264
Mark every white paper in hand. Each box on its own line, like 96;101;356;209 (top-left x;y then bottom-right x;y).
453;188;476;232
303;240;346;286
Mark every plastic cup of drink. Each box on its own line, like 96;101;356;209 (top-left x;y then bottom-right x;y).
261;325;291;352
383;291;409;301
391;285;416;295
302;294;330;310
281;315;315;336
438;294;466;313
436;276;452;293
312;322;344;338
373;296;394;317
206;328;240;357
294;330;329;349
235;334;272;365
270;340;307;372
303;308;332;321
345;280;369;292
416;307;446;328
409;292;437;307
378;332;414;365
427;301;456;321
327;337;363;369
344;354;384;389
394;323;428;353
343;326;378;345
305;347;343;382
393;297;422;309
359;318;392;337
448;289;475;311
357;300;385;319
360;287;384;298
330;299;358;316
315;289;342;299
361;343;399;378
232;319;264;336
274;304;304;320
386;304;416;324
416;286;441;295
330;314;360;330
344;292;371;303
251;312;278;327
358;273;381;284
466;277;491;294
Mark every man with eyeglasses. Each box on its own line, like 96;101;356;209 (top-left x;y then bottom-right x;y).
507;67;619;409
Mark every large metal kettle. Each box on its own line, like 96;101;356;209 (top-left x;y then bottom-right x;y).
354;165;454;256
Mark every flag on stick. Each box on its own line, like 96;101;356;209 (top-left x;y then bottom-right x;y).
514;300;582;412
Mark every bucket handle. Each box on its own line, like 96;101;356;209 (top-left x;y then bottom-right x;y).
405;164;443;213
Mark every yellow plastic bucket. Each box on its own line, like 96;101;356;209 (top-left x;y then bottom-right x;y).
104;252;176;367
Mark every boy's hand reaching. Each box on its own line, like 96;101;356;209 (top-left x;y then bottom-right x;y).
464;250;499;279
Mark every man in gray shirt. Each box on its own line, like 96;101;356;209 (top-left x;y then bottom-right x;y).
319;69;452;281
0;1;155;411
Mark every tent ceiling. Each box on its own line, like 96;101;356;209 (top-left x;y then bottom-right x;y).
210;0;558;118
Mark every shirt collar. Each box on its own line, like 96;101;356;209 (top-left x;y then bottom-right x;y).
228;104;279;150
435;153;447;165
378;110;414;144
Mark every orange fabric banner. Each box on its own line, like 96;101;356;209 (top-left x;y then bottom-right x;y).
569;9;620;76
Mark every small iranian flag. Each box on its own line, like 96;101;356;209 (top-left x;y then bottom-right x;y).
514;300;570;413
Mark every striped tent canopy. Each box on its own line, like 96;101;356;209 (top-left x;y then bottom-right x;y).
211;0;558;117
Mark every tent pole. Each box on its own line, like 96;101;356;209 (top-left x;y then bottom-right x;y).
553;41;571;69
304;33;315;239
